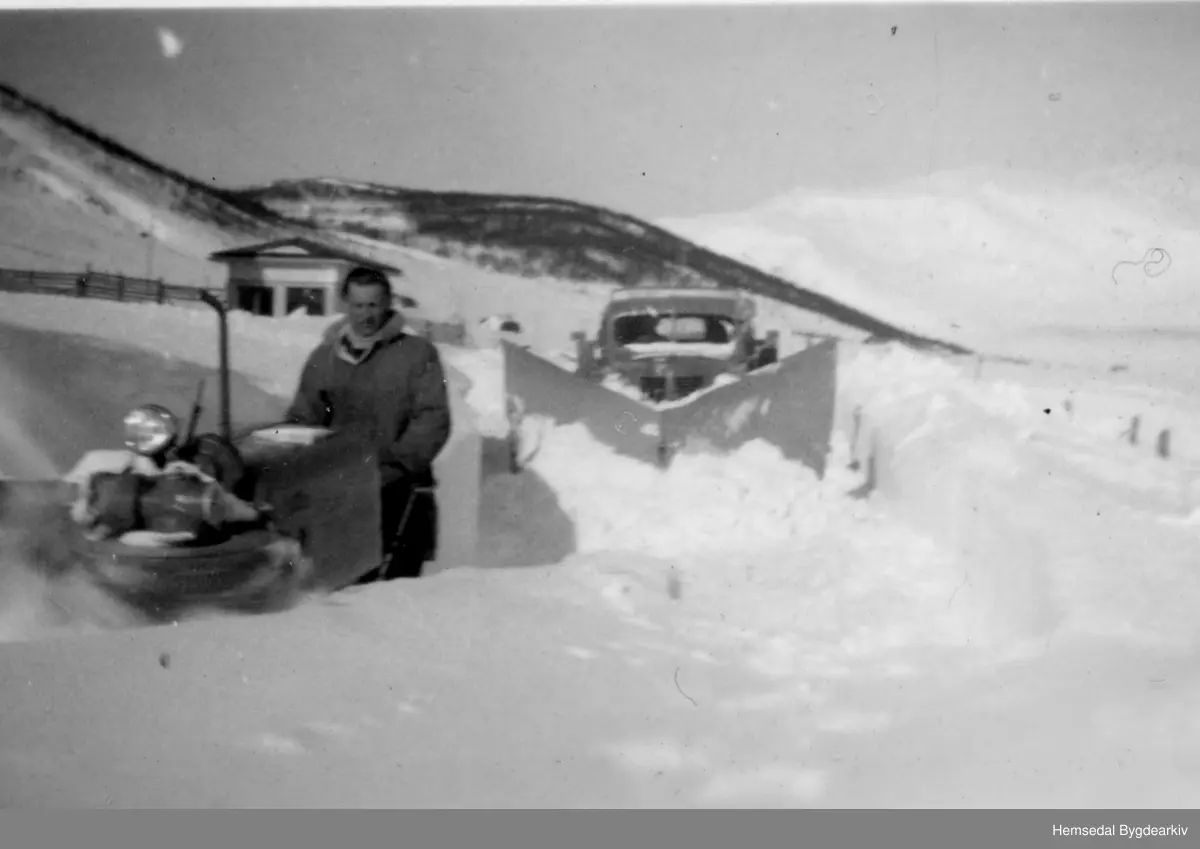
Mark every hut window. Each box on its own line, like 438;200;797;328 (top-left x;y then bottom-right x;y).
237;284;274;316
286;286;326;316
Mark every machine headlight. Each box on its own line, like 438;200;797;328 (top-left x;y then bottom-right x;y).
123;404;179;456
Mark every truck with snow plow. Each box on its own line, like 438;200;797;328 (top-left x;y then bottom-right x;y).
502;285;841;477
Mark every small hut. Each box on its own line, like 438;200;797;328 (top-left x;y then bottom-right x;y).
209;238;401;318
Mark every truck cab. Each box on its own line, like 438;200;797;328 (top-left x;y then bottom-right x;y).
573;287;779;403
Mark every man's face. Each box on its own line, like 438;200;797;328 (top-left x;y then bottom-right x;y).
345;282;391;337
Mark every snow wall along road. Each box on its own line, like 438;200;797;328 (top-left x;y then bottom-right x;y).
836;345;1065;639
837;342;1200;648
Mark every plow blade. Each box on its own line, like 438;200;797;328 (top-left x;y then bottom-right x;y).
661;339;838;478
502;338;839;477
502;341;666;467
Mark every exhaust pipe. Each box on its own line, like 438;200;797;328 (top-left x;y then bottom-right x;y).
198;291;232;443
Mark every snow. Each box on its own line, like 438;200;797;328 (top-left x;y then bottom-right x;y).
0;179;228;287
660;169;1200;343
23;165;91;208
3;166;1200;805
0;108;231;261
0;292;985;662
4;288;1197;652
841;344;1200;647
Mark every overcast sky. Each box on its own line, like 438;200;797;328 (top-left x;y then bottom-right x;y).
0;4;1196;219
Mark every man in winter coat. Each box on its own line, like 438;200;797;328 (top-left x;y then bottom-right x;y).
285;266;451;579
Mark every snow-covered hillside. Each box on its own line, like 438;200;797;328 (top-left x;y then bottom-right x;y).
660;167;1200;361
0;83;923;358
0;84;293;288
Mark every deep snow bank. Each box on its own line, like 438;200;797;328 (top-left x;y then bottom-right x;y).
839;343;1200;647
516;425;980;654
841;347;1065;638
523;424;864;559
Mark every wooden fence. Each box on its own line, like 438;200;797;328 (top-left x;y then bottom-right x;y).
0;267;222;307
0;266;475;345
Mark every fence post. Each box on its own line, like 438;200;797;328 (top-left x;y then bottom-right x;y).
1121;415;1141;447
1157;429;1171;460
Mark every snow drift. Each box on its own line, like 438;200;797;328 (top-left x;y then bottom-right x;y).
838;342;1200;647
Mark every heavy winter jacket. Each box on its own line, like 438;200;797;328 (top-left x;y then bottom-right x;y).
285;312;452;488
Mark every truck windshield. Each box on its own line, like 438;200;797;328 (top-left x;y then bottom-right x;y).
613;313;736;346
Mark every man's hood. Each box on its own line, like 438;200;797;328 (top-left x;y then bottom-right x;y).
322;310;408;346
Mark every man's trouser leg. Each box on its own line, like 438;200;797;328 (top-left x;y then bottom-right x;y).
377;480;438;580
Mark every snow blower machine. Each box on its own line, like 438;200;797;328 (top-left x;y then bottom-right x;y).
0;292;394;624
501;285;840;477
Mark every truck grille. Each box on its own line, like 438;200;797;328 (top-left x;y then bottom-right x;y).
639;375;707;402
